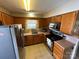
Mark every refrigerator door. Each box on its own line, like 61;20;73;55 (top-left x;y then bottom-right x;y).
0;26;18;59
10;27;19;59
11;24;24;47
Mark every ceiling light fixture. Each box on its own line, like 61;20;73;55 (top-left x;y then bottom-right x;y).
28;12;35;17
24;0;30;11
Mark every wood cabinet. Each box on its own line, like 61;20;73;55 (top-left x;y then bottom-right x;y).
39;20;44;28
46;11;79;34
0;12;14;25
35;34;46;43
0;12;2;21
39;19;48;28
46;15;61;23
60;12;77;34
2;13;14;25
50;17;55;22
53;42;64;59
24;34;46;46
54;15;62;23
53;40;74;59
24;35;33;45
14;17;26;28
7;15;14;24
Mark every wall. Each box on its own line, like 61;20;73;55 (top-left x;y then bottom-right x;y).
65;34;79;44
44;0;79;18
14;17;46;29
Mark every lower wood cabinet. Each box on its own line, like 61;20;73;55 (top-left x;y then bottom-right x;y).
24;35;33;46
53;42;64;59
24;34;46;46
53;40;74;59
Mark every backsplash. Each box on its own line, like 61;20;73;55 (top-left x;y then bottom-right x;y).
65;34;79;44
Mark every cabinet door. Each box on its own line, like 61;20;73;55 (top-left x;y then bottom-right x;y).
39;19;48;28
33;35;39;44
0;12;3;23
33;34;46;44
38;34;46;42
24;35;33;46
39;20;44;28
53;42;64;59
50;17;55;22
33;35;42;44
0;12;2;21
54;15;62;23
7;15;14;24
2;13;13;25
60;12;76;34
2;13;7;25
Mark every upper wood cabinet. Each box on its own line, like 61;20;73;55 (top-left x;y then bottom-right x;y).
2;13;7;25
50;17;55;22
39;20;44;28
0;12;2;22
2;13;14;25
7;15;14;24
60;12;77;34
54;15;62;23
46;16;62;25
0;12;1;20
39;19;48;28
48;16;62;23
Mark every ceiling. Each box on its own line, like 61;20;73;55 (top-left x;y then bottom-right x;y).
0;0;71;16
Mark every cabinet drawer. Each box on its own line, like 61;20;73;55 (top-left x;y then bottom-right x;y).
53;47;63;59
53;53;61;59
53;46;63;56
24;35;34;46
26;35;33;39
54;42;64;52
53;42;64;59
53;40;74;59
54;45;63;55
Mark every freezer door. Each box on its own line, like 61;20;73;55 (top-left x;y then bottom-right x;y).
0;27;16;59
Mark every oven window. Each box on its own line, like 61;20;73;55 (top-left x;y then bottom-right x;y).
47;38;52;48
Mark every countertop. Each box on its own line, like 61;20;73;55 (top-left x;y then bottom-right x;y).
23;32;50;36
55;39;74;49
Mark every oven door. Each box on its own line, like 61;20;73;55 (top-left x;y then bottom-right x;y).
46;38;53;51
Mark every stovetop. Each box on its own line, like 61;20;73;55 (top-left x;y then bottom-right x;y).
47;29;65;41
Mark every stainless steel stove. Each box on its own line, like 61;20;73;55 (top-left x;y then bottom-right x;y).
46;29;65;51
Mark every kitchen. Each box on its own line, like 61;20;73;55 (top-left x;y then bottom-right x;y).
0;0;79;59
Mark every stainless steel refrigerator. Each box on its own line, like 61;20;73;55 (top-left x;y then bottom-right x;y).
0;26;19;59
11;24;24;47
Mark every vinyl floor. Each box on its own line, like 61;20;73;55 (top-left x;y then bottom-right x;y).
19;43;54;59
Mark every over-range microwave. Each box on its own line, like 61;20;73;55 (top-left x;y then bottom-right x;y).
49;22;61;30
